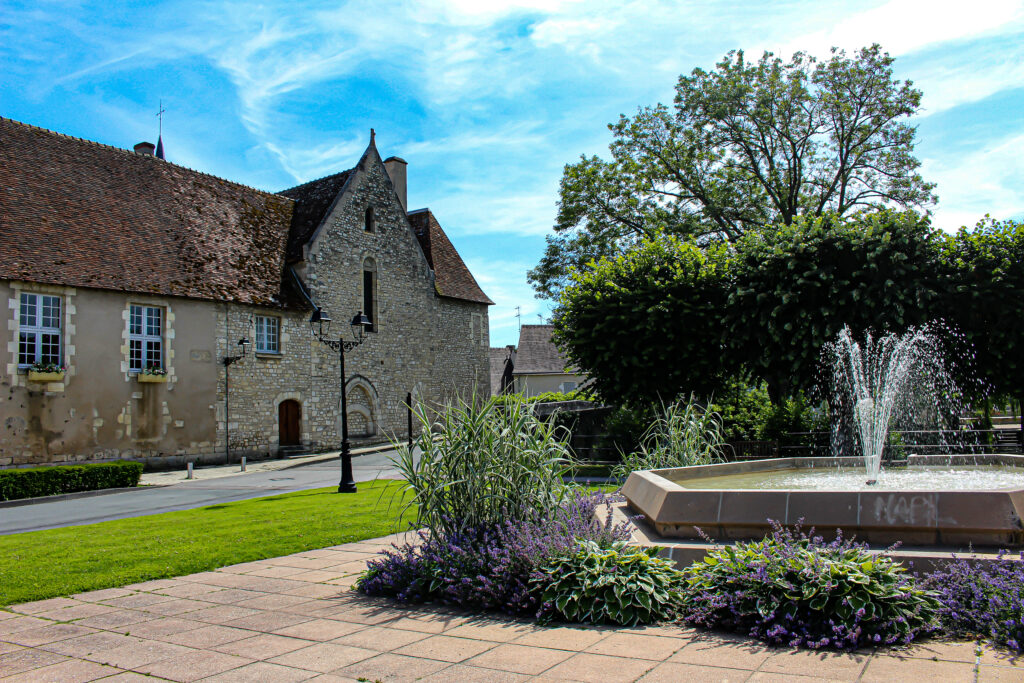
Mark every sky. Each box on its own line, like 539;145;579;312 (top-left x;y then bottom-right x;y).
2;0;1023;347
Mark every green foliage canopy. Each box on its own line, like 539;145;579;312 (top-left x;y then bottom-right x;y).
531;45;934;299
728;210;943;400
939;217;1024;405
553;236;732;406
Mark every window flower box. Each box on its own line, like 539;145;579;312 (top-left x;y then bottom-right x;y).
136;365;168;383
28;370;65;382
27;363;65;382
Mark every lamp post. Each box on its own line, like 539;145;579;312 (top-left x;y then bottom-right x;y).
222;337;250;465
310;308;371;493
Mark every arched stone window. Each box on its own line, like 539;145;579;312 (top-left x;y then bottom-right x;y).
362;257;377;333
364;206;375;233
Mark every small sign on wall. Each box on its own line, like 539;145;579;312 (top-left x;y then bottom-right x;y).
189;350;212;362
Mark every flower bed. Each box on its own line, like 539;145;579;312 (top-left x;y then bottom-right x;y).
923;551;1024;652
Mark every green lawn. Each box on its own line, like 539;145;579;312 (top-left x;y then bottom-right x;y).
0;480;413;607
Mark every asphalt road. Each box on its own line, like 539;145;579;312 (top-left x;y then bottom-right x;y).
0;450;406;535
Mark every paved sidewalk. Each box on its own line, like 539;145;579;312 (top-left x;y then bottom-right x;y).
1;536;1020;682
139;444;395;486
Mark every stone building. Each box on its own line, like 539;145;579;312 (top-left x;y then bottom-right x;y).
0;117;492;469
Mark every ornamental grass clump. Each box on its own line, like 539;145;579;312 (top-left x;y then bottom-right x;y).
922;551;1024;652
390;394;572;538
612;395;726;479
532;540;684;626
356;490;631;616
677;524;939;650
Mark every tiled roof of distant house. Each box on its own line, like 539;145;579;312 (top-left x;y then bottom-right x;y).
0;116;297;307
408;209;493;305
513;324;573;375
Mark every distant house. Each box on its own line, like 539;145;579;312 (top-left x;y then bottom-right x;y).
490;324;586;398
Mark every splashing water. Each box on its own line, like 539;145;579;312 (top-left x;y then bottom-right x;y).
829;326;945;484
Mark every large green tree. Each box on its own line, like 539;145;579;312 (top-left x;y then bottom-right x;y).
728;210;943;402
553;237;732;406
939;218;1024;423
531;44;935;298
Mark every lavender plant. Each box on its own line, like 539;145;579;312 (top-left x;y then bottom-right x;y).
356;490;631;616
677;523;939;650
922;552;1024;652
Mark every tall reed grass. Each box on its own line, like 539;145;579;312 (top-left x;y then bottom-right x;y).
391;394;573;538
612;395;726;478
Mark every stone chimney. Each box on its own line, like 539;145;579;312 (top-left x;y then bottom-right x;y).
383;156;408;211
133;141;156;156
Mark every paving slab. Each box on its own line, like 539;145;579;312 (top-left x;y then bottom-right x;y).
1;533;1016;682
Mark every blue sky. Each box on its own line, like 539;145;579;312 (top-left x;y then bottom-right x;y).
2;0;1023;346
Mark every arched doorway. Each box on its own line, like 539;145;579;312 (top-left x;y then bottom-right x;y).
278;399;301;446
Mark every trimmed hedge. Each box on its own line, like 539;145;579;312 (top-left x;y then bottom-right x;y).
0;461;144;501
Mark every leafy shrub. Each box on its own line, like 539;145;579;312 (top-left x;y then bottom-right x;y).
677;524;939;649
711;379;772;441
0;461;144;501
923;552;1024;652
356;491;631;616
612;395;725;478
391;395;572;538
532;540;683;626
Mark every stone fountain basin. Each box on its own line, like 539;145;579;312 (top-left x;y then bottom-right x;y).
621;455;1024;548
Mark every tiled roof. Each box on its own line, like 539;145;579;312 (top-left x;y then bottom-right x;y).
0;117;296;307
513;324;572;375
408;209;493;305
279;170;354;262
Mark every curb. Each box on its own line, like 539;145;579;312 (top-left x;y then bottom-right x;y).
277;443;399;471
0;484;169;509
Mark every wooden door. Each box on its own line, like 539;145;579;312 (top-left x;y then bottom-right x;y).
278;400;301;446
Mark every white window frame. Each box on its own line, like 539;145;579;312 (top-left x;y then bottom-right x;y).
18;293;62;367
129;304;164;372
255;315;281;354
560;381;577;393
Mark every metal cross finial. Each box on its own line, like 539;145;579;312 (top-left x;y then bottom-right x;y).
156;100;166;136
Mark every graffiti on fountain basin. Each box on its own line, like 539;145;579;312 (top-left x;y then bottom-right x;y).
870;492;938;526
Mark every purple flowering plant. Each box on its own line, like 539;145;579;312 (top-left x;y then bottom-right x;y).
676;522;939;650
356;489;631;616
922;551;1024;652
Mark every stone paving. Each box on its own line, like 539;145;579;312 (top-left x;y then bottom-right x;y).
1;534;1021;682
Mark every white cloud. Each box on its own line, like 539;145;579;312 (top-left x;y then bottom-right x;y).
923;131;1024;230
782;0;1024;59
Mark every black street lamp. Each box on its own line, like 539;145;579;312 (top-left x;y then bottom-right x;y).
310;307;372;493
222;337;250;465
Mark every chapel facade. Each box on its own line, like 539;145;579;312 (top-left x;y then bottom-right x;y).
0;117;492;469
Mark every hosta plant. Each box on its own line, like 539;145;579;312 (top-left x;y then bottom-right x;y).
677;524;939;650
532;540;684;626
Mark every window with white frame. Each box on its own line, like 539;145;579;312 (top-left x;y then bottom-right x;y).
559;381;577;393
255;315;280;353
18;293;62;367
129;304;163;372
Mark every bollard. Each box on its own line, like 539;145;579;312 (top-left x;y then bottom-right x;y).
241;457;246;472
186;461;193;480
